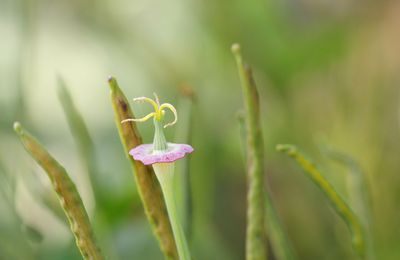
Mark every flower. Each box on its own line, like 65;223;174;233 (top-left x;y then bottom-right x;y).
122;93;194;160
122;93;193;260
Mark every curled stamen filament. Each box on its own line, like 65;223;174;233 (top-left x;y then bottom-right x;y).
120;95;178;128
159;103;177;128
133;97;159;113
121;112;156;124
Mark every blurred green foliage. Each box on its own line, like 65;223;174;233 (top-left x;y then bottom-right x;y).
1;0;400;259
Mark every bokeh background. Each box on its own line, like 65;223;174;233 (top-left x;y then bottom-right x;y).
1;0;400;259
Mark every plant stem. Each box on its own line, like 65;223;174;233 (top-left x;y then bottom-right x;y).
232;43;267;260
153;163;191;260
237;111;296;260
13;122;104;260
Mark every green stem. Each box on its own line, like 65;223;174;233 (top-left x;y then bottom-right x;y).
153;163;191;260
237;111;296;260
276;144;365;258
232;43;267;260
13;122;103;260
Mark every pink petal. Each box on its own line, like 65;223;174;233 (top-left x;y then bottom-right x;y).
129;143;194;165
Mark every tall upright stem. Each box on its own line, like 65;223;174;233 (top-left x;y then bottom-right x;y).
153;163;191;260
232;44;267;260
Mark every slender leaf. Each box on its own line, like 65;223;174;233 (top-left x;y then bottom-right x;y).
57;78;101;206
276;144;365;258
321;145;374;259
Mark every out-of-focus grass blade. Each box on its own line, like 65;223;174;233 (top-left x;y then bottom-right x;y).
21;224;44;243
321;145;375;259
276;144;365;258
237;112;296;260
108;76;178;260
174;84;195;241
57;78;101;205
0;160;35;259
0;159;13;208
13;122;104;260
0;165;45;246
232;43;268;260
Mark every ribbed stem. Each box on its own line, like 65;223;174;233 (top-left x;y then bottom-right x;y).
13;122;103;260
232;43;267;260
153;163;191;260
153;119;168;152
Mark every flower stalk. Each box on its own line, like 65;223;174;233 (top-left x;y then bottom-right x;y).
153;163;191;260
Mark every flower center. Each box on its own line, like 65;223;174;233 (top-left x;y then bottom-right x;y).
121;93;178;152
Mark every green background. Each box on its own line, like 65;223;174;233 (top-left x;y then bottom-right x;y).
1;0;399;259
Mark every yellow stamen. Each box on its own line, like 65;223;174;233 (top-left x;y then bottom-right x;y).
159;103;178;128
121;112;156;123
133;97;159;112
120;94;178;127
